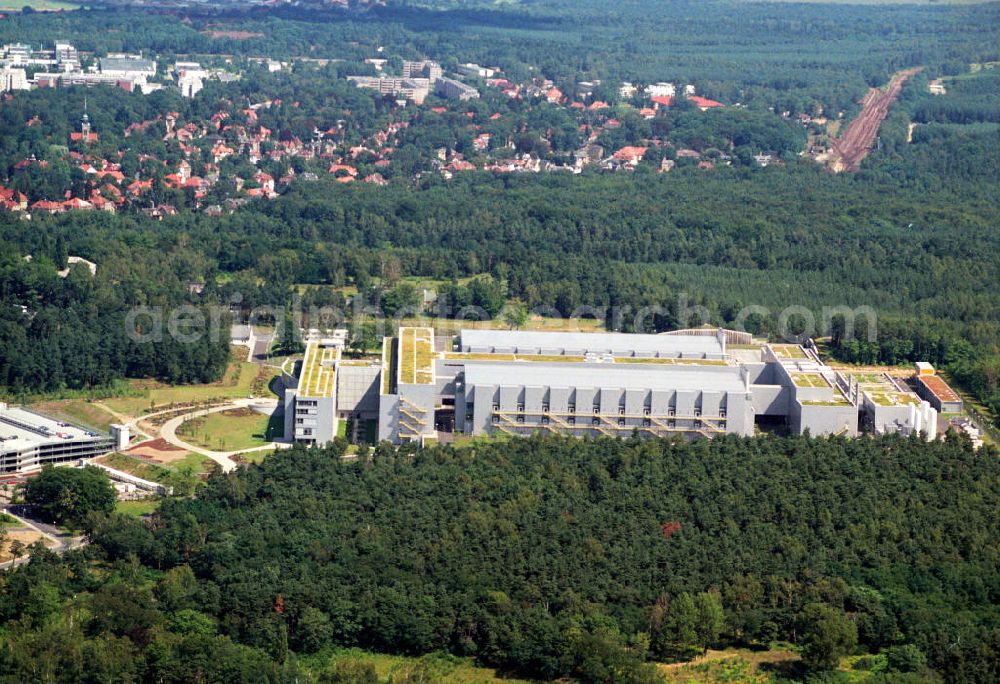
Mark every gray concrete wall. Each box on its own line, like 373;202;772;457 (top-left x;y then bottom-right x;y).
796;402;859;437
751;385;789;416
727;393;755;436
434;359;464;398
378;394;400;443
397;383;438;442
914;380;963;414
337;364;381;415
865;401;936;438
283;388;297;441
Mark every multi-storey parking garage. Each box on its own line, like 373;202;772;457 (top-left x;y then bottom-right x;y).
0;404;113;473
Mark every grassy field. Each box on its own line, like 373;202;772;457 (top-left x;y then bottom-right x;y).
301;649;535;684
102;359;278;417
96;452;171;483
177;407;282;451
115;499;161;518
95;451;214;484
29;399;118;433
393;315;605;334
399;326;435;385
300;646;873;683
660;647;800;683
0;1;80;10
234;449;271;465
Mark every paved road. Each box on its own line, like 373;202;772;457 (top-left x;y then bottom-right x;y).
157;398;291;473
1;505;84;570
250;332;274;363
95;402;200;443
93;401;154;441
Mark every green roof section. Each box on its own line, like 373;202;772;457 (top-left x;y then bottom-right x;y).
299;341;338;398
790;372;829;388
867;391;921;407
382;336;398;395
770;344;808;360
801;386;851;405
852;372;923;407
399;327;435;385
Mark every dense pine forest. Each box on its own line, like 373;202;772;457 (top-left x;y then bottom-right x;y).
1;3;1000;680
2;434;998;682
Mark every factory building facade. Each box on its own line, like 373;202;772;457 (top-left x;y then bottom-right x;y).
374;328;937;445
284;327;940;447
457;362;754;439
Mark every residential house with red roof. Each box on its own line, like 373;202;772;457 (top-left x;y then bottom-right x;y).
0;187;28;212
613;146;648;165
127;179;153;196
31;200;65;214
328;163;359;178
253;171;275;193
211;142;235;163
62;198;94;211
70;131;98;143
688;96;723;110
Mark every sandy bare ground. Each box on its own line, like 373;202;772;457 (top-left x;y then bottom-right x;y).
126;437;190;464
1;529;57;563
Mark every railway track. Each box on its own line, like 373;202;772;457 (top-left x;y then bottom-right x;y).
828;67;923;172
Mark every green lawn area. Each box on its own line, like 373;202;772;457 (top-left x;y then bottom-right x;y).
655;645;920;682
235;450;271;465
301;649;534;684
0;512;20;528
115;499;161;518
659;646;801;683
28;399;118;433
169;452;217;473
177;408;282;452
102;359;278;417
